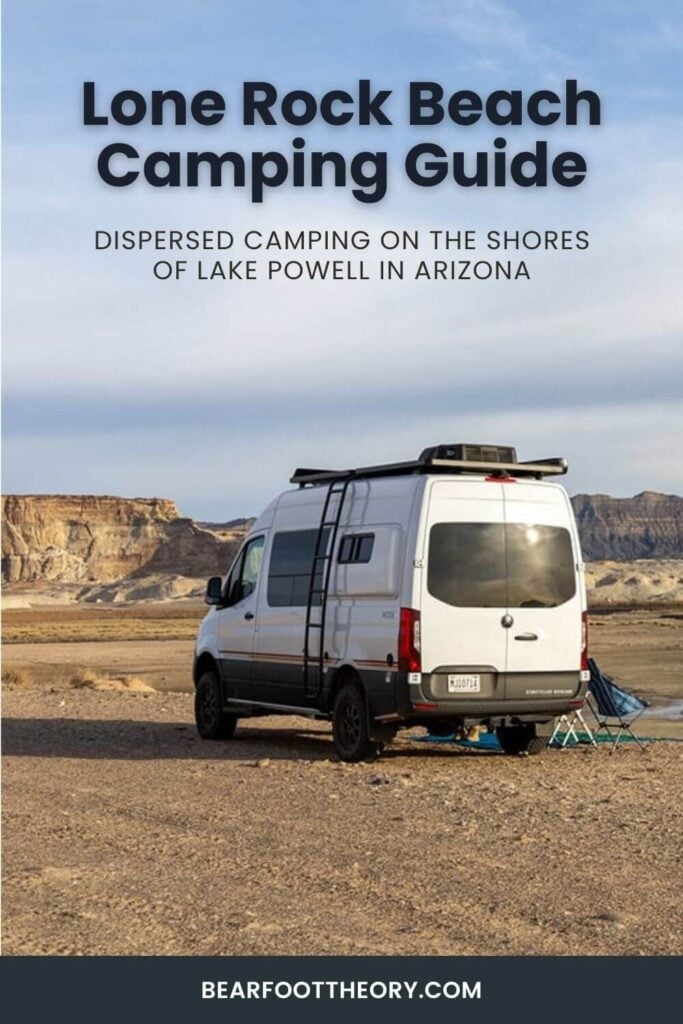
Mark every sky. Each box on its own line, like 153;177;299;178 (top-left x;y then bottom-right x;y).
3;0;683;520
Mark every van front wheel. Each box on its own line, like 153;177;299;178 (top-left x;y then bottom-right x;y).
332;681;380;763
496;724;546;756
195;672;238;740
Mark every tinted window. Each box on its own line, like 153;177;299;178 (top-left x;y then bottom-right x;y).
427;523;575;608
223;535;264;607
339;533;375;564
505;524;576;607
241;537;264;596
223;557;243;607
267;529;329;607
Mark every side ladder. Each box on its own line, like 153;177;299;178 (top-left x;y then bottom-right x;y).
303;477;351;699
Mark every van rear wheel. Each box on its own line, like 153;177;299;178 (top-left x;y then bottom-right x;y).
332;681;381;763
496;724;546;756
195;671;238;740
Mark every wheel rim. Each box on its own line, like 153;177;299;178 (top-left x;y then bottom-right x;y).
200;686;218;727
339;697;361;749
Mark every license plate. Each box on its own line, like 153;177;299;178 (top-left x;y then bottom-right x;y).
447;674;481;693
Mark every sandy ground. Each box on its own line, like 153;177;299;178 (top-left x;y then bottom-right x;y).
3;688;682;957
3;638;193;692
3;608;682;956
589;612;682;697
4;609;682;730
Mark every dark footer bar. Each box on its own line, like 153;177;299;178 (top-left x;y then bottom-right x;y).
0;956;678;1024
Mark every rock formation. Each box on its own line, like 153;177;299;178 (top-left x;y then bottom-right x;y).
571;492;682;561
2;491;681;605
1;495;244;593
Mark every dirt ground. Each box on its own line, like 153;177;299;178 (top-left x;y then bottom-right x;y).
4;607;682;728
2;688;682;956
2;606;682;956
1;603;200;644
588;611;683;699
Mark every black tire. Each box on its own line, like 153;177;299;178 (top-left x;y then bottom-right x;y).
195;671;238;740
496;724;547;756
332;681;380;763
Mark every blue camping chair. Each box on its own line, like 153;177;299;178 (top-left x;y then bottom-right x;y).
586;658;649;753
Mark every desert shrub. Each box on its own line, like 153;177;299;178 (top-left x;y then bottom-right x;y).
68;667;103;689
68;668;154;692
120;675;154;692
2;667;33;689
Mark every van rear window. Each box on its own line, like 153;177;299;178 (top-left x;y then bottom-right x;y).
427;523;576;608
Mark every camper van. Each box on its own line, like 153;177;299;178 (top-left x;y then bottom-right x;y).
193;444;589;761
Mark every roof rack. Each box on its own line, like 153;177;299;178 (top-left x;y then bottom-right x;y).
290;451;568;486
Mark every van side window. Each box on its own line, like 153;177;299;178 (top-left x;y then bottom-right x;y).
267;529;329;607
223;535;265;607
338;533;375;564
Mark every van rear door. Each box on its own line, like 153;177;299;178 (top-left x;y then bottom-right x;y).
502;484;582;698
420;480;507;700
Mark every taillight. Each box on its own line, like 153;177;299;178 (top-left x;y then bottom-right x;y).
581;611;589;672
398;607;421;673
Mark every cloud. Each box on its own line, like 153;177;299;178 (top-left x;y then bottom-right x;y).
658;20;683;49
4;397;681;520
407;0;565;71
4;119;683;511
3;2;683;513
614;17;683;55
416;0;530;49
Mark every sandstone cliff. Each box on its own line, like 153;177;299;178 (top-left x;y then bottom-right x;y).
571;492;683;561
2;491;682;606
1;495;243;592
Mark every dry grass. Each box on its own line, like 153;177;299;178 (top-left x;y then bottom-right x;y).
68;667;154;692
1;667;33;690
1;664;154;693
2;604;204;644
68;667;105;689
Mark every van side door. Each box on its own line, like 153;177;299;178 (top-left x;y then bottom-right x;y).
217;534;265;696
252;528;325;707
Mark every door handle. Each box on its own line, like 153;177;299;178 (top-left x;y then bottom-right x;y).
244;612;254;621
514;632;538;641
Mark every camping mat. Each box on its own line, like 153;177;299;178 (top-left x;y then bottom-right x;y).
548;731;683;746
412;732;682;751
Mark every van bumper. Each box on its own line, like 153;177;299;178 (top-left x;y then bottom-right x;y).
391;669;587;721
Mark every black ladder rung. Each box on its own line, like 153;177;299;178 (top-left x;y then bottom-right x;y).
303;477;350;699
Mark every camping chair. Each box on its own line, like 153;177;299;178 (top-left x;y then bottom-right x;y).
586;658;650;754
548;705;596;749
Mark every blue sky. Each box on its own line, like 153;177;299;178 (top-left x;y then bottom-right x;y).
3;0;683;519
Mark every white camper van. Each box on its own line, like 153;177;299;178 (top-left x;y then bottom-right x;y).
193;444;589;761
